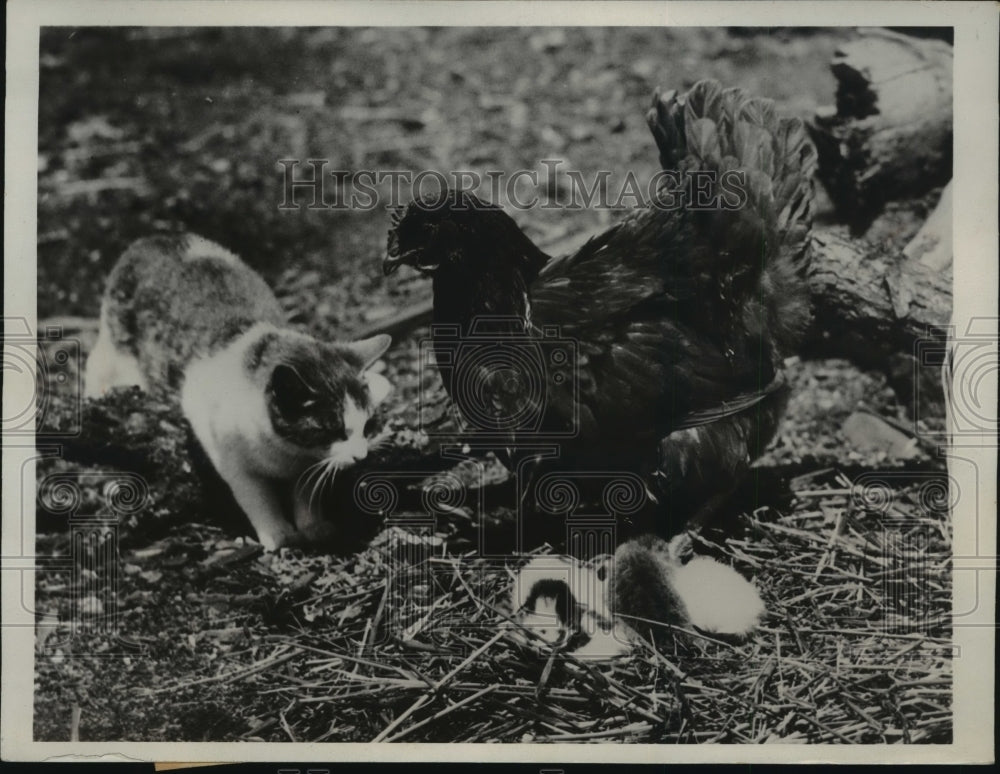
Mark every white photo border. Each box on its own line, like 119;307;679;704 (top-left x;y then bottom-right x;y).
4;0;996;764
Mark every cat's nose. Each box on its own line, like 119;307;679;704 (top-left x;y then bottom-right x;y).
350;446;368;462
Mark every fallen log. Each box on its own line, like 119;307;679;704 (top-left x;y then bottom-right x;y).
807;28;953;233
805;224;950;416
358;36;954;401
805;227;951;362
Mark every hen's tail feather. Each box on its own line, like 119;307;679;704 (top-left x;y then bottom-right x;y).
646;88;686;171
647;80;816;252
646;79;817;354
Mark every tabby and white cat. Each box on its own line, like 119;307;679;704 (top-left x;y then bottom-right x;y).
84;234;392;550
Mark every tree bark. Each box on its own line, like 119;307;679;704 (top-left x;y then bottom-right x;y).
804;222;951;414
806;227;951;358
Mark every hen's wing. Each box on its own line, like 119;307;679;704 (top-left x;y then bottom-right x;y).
528;80;815;446
529;218;776;447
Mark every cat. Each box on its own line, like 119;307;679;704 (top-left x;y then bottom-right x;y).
84;233;393;550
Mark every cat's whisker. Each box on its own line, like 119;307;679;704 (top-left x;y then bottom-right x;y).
325;460;342;492
295;473;318;505
325;460;344;498
296;457;327;516
367;429;394;452
295;459;327;492
308;457;342;517
307;459;331;516
314;463;342;518
295;459;330;502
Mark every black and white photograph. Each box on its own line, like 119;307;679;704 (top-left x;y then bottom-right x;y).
3;0;996;765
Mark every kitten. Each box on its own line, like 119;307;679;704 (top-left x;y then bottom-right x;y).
84;233;393;550
512;533;765;658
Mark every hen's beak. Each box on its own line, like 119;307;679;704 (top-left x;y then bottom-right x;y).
382;249;438;276
382;253;403;276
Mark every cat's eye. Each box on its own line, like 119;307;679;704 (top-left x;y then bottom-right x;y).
363;417;381;437
270;364;319;417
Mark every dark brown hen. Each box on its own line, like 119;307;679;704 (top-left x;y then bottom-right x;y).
385;80;817;538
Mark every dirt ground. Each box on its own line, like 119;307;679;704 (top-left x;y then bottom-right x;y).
33;27;952;744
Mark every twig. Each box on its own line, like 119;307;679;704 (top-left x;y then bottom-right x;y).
383;684;498;742
70;703;81;742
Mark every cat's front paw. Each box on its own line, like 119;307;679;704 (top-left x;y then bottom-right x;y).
257;522;336;552
298;520;337;547
257;526;307;552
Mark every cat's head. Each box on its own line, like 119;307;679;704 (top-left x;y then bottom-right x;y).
251;332;393;466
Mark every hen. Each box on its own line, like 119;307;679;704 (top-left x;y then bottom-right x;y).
384;80;817;538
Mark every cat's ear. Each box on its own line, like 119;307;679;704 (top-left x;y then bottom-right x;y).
364;371;393;407
269;364;316;417
347;334;392;370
